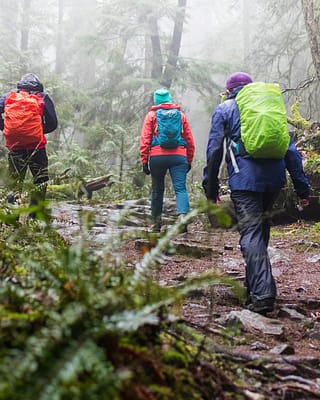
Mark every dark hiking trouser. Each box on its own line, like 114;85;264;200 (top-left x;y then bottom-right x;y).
231;190;280;303
8;148;49;208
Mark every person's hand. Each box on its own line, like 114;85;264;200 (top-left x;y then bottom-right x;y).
187;164;191;173
213;196;221;204
297;196;310;211
142;163;150;175
207;196;221;204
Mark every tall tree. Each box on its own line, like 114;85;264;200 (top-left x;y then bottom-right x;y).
246;0;320;120
242;0;252;63
19;0;32;72
0;0;19;82
301;0;320;79
161;0;187;88
55;0;65;75
20;0;31;51
149;15;163;80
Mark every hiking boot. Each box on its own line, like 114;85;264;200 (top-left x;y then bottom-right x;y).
27;212;36;221
7;192;20;205
247;298;274;315
150;217;161;233
177;214;188;233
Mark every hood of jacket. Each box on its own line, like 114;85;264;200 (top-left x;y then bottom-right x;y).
227;86;245;100
17;78;44;93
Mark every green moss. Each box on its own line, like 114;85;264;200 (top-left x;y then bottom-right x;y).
149;384;172;398
305;154;320;174
287;98;310;132
163;349;188;368
314;222;320;232
46;183;78;199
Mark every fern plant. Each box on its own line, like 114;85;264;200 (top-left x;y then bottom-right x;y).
0;201;244;400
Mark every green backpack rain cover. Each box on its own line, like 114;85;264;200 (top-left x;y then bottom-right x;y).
235;82;290;159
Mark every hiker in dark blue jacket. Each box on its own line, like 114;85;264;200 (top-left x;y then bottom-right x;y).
0;73;58;219
0;74;57;135
203;72;310;315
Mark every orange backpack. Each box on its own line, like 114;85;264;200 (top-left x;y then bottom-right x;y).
3;90;44;149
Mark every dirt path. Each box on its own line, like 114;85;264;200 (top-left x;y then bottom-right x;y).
122;219;320;359
52;200;320;359
52;200;320;396
53;201;320;359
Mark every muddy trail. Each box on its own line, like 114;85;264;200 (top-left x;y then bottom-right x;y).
52;199;320;398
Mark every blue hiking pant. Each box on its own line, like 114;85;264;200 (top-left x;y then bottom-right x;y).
231;190;280;302
149;155;189;219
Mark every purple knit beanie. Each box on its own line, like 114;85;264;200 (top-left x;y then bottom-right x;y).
226;72;253;90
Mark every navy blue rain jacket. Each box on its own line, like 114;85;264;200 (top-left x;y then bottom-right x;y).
203;86;310;200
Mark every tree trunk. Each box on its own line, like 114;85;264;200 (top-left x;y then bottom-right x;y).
20;0;31;71
55;0;65;74
73;0;98;88
148;16;163;80
162;0;187;88
301;0;320;79
0;0;19;55
242;0;251;63
20;0;31;51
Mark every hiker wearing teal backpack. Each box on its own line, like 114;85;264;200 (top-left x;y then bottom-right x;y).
203;72;310;315
140;88;195;232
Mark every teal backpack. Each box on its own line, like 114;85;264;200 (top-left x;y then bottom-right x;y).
235;82;290;159
152;108;185;148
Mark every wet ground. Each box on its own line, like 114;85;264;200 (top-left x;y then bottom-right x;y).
51;199;320;361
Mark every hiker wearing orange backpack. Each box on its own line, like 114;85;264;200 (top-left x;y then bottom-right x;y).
203;72;310;315
0;73;58;219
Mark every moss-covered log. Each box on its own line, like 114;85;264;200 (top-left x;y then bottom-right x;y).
77;174;114;199
47;174;114;200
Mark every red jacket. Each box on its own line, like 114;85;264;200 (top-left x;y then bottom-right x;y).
140;103;195;165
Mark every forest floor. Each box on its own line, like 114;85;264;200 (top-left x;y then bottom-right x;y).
119;215;320;398
52;200;320;398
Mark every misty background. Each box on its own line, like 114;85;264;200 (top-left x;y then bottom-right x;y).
0;0;318;195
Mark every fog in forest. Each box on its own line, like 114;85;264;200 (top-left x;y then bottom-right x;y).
0;0;319;180
1;3;320;399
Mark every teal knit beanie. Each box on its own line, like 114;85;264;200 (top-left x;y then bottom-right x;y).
153;88;172;105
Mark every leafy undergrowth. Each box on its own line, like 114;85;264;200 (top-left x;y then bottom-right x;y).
0;204;264;400
1;199;320;399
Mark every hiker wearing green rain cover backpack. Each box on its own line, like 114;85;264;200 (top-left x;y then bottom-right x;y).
203;72;310;315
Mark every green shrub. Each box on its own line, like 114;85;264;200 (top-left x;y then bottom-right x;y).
0;202;243;399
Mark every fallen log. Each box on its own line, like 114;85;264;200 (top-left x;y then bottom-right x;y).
77;175;114;199
47;174;114;200
207;191;320;228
